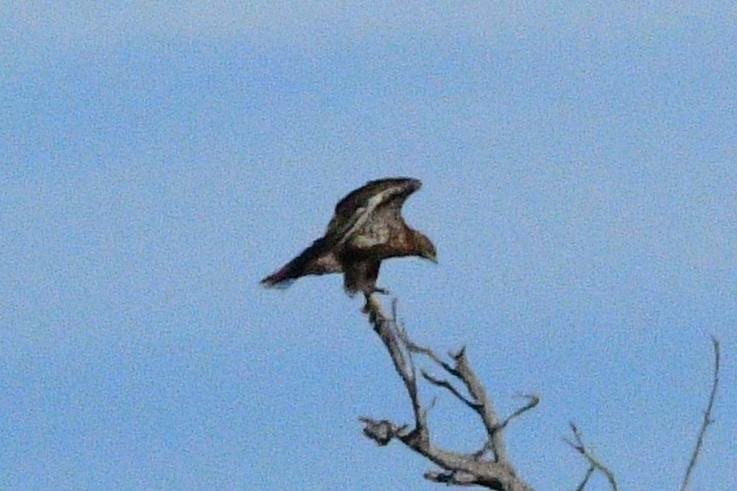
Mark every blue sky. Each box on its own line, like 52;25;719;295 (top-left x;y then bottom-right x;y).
1;3;735;490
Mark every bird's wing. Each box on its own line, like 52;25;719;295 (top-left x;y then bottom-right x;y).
325;178;421;245
333;178;421;219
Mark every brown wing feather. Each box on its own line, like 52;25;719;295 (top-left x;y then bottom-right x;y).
334;177;421;218
325;177;421;246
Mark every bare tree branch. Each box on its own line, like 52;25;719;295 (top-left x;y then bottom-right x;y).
359;295;535;491
420;369;479;410
574;467;595;491
679;337;721;491
364;295;425;431
501;394;540;430
358;295;719;490
566;423;618;491
395;322;459;376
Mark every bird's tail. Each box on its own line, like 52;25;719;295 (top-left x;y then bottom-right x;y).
260;265;295;288
260;236;334;289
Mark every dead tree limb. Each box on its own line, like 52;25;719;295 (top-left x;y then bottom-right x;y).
359;296;536;490
679;337;721;491
357;296;720;490
567;337;721;491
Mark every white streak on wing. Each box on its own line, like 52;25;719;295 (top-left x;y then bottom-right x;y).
349;224;388;248
336;189;393;246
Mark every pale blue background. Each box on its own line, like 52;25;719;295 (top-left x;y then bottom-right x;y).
2;3;735;490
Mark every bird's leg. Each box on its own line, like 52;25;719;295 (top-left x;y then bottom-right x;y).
361;288;391;315
362;292;375;314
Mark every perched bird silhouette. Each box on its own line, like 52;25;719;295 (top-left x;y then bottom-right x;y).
260;177;437;301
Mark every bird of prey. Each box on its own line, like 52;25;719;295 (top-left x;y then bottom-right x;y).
260;177;437;302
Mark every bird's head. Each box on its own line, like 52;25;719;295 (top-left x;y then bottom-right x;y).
414;232;438;264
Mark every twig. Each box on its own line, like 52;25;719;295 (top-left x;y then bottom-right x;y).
574;467;594;491
500;394;540;429
421;369;479;409
395;325;458;376
566;423;618;491
679;337;721;491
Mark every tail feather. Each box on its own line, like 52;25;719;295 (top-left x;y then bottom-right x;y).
260;236;336;288
260;266;296;288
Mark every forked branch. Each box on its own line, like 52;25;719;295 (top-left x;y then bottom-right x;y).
566;423;618;491
359;296;536;491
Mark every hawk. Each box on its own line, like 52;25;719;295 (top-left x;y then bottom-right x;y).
260;177;437;300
